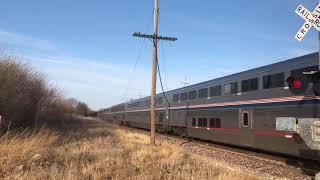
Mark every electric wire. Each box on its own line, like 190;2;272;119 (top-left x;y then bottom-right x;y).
155;39;171;109
160;40;169;90
157;60;171;108
122;38;144;103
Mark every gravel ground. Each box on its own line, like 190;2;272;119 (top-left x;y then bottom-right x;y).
123;126;320;180
178;140;316;180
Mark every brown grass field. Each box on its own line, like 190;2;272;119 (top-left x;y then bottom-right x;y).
0;120;260;180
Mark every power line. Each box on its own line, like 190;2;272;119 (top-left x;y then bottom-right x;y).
122;38;144;102
157;56;171;133
160;40;169;90
157;59;170;107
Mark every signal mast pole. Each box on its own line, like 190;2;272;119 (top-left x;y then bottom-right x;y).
133;0;177;145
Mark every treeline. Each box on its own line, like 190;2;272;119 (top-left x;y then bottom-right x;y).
65;98;95;117
0;53;95;130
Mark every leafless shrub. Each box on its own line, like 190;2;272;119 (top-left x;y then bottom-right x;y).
0;55;41;128
66;98;92;117
0;54;74;129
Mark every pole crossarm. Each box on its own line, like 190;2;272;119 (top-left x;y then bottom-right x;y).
133;32;177;41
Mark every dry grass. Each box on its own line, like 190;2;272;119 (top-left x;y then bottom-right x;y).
0;123;260;180
0;128;58;178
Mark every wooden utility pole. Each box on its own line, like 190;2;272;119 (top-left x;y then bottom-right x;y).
133;0;177;145
150;0;159;145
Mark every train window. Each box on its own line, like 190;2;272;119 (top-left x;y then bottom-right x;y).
243;112;249;126
210;118;221;128
216;119;221;128
242;80;249;92
180;92;188;101
202;118;208;127
210;85;221;96
210;118;215;128
198;118;203;127
198;88;209;98
231;82;238;93
250;78;258;90
263;75;272;89
159;113;164;122
128;102;140;108
145;99;151;106
192;118;196;126
157;97;163;104
291;65;319;77
173;94;179;102
273;73;285;87
224;84;231;94
242;78;258;92
224;82;238;94
111;104;125;112
188;90;197;100
263;72;284;89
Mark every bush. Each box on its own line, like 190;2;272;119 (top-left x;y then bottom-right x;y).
66;98;92;117
0;54;69;129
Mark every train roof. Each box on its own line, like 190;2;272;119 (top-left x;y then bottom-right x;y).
168;52;318;92
103;52;319;110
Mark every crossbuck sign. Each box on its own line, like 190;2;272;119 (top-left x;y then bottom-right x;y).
295;4;320;41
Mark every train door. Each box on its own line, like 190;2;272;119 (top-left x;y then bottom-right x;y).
239;108;253;146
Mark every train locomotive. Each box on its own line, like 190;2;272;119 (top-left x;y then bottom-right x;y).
98;52;320;160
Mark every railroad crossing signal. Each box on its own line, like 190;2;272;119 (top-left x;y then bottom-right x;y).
286;74;309;95
286;72;320;96
295;4;320;41
292;4;320;96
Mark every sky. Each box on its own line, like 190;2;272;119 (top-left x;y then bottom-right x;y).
0;0;319;110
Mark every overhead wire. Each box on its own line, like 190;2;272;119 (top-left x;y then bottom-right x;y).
160;40;169;90
156;39;171;108
122;38;144;103
123;7;154;103
155;38;173;133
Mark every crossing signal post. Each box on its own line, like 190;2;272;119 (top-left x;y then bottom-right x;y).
133;0;177;145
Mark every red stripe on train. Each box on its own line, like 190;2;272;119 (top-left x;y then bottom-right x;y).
192;126;293;137
253;131;293;137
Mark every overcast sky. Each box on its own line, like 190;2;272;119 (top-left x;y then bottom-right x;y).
0;0;318;110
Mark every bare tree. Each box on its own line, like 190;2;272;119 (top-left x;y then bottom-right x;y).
0;54;69;129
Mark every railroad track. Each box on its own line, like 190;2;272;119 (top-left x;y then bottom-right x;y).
116;124;320;180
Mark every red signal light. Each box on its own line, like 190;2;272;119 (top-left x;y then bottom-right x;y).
292;79;302;89
286;74;309;95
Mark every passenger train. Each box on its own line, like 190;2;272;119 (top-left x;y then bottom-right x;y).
98;52;320;160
